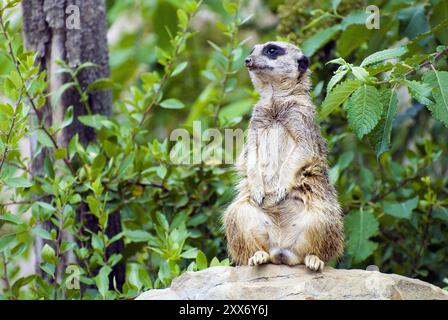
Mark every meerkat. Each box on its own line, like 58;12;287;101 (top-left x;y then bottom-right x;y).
223;41;344;272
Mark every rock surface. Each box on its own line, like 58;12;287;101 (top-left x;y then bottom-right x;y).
136;265;448;300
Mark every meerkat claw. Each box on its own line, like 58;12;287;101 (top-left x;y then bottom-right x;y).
304;254;324;272
251;191;265;207
274;186;288;204
248;251;270;266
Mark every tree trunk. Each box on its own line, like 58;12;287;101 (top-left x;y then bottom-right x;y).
22;0;124;291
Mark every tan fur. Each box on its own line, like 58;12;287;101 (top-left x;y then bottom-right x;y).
223;42;344;271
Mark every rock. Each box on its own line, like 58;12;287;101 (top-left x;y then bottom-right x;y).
136;265;448;300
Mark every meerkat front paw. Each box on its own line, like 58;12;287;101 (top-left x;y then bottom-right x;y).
248;250;270;266
274;185;288;204
250;188;265;207
304;254;324;272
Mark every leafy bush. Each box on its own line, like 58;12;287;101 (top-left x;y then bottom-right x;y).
0;0;447;300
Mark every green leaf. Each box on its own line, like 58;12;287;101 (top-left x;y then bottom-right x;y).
156;212;169;230
360;47;408;67
346;85;383;138
41;244;56;264
180;248;198;259
0;234;16;252
171;62;188;77
337;25;370;57
177;9;189;28
37;130;54;148
302;25;340;57
383;197;419;219
160;98;185;109
78;114;107;130
430;2;448;44
351;66;370;82
54;148;67;160
40;262;55;278
327;67;348;93
404;79;434;106
210;257;221;267
320;79;361;119
74;62;99;75
433;207;448;221
51;82;76;108
4;177;33;188
422;70;448;127
124;230;152;242
0;213;24;225
60;105;74;130
340;11;370;30
87;78;115;92
36;201;56;212
96;265;112;299
219;98;253;122
372;88;398;158
345;209;379;263
397;4;430;41
332;0;341;12
196;250;207;270
32;227;53;240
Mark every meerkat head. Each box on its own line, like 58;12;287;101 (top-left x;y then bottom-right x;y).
245;41;310;95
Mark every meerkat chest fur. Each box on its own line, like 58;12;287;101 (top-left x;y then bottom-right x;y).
249;97;319;199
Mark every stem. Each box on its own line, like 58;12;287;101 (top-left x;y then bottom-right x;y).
53;210;64;300
0;13;76;176
0;93;23;174
411;205;433;276
1;252;11;294
404;47;448;77
71;71;93;115
139;6;201;128
213;8;240;126
371;165;427;202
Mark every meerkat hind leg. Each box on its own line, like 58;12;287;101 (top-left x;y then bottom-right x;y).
248;250;270;266
304;254;324;272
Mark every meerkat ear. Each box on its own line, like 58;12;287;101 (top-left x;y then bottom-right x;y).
297;56;310;73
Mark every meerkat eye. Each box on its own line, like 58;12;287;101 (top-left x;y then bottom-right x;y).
262;44;286;59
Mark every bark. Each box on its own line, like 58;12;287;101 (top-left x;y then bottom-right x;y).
22;0;124;291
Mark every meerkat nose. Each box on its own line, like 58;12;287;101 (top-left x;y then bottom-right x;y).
245;57;253;67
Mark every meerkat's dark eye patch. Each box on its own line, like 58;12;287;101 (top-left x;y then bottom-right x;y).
297;55;310;73
262;44;286;59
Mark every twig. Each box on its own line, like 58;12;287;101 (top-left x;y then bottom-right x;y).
0;195;49;207
213;7;240;126
1;252;11;294
371;166;427;202
0;93;23;174
404;47;448;77
139;5;201;127
411;205;433;276
0;13;75;176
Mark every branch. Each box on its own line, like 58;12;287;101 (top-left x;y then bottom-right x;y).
371;165;427;202
0;13;76;176
139;4;201;128
0;93;23;174
404;47;448;77
213;8;241;126
1;252;11;294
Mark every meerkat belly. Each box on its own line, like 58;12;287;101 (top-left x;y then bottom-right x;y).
257;124;296;193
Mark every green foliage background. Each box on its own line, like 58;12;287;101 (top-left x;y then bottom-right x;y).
0;0;447;299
